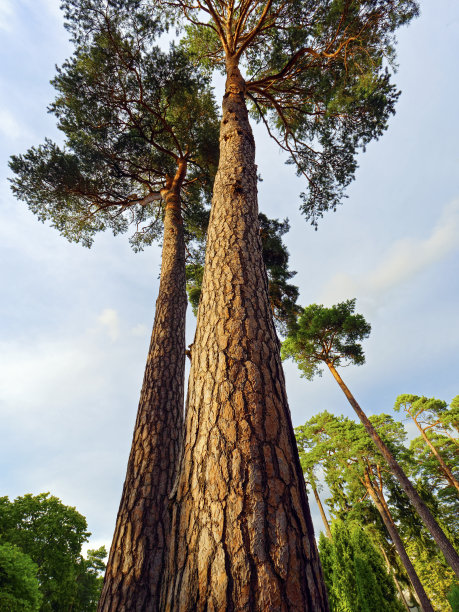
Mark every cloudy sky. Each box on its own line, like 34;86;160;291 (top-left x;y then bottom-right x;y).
1;0;458;551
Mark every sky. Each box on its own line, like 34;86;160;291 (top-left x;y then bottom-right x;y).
0;0;458;553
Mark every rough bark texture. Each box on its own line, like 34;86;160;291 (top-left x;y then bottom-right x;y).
414;419;459;493
311;485;332;540
161;61;328;611
98;167;187;612
363;474;433;612
327;362;459;578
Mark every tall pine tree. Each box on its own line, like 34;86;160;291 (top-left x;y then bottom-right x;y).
9;9;219;608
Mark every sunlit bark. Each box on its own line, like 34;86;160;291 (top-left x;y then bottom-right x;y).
98;164;187;611
161;60;328;611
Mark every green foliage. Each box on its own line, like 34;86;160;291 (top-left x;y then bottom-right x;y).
447;584;459;612
73;546;107;612
9;7;219;250
0;493;106;612
395;393;459;436
319;520;402;612
185;263;204;315
447;396;459;432
146;0;419;224
409;433;459;506
281;299;371;378
0;543;42;611
296;410;459;611
258;213;302;335
394;394;451;432
404;538;455;611
185;213;301;334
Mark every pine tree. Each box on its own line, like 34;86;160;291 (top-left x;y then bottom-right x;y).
9;8;219;609
186;212;301;335
282;300;459;579
394;394;459;493
295;411;434;611
54;0;426;606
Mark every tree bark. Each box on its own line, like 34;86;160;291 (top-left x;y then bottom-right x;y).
413;418;459;493
98;163;188;611
161;59;328;611
311;484;332;540
363;473;433;612
327;361;459;578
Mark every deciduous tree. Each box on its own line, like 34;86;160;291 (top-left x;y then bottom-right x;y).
0;543;42;611
0;493;105;611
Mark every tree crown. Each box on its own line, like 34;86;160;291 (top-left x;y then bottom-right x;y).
394;394;458;439
9;9;219;250
122;0;420;225
281;298;371;378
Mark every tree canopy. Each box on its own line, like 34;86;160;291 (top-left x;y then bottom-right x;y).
62;0;419;226
9;8;219;250
0;543;42;611
319;519;403;612
0;493;106;612
281;298;371;378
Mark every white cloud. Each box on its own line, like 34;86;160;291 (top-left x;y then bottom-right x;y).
98;308;120;341
0;0;14;31
321;198;459;304
0;309;147;540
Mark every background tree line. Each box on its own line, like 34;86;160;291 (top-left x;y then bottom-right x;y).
0;493;106;611
283;300;458;611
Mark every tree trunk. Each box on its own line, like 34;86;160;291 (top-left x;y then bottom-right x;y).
414;418;459;493
363;474;433;612
98;163;188;611
378;543;411;612
327;361;459;578
161;59;328;611
311;484;332;539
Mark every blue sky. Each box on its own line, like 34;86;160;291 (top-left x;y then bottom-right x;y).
0;0;458;550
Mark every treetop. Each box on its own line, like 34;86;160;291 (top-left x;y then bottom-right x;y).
281;298;371;379
9;9;219;250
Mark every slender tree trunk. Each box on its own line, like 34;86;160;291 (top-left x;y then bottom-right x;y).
161;58;328;611
363;474;433;612
378;544;411;612
413;419;459;493
327;361;459;578
311;484;332;539
98;163;188;611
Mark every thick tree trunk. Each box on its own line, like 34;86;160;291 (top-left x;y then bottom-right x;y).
311;484;332;539
363;474;433;612
98;164;187;611
161;59;328;611
414;419;459;493
327;361;459;578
